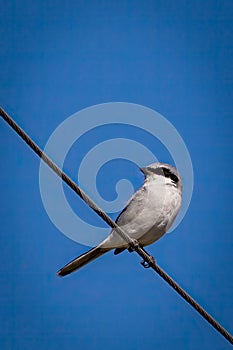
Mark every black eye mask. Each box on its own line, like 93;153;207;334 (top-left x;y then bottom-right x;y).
161;167;179;183
148;167;179;183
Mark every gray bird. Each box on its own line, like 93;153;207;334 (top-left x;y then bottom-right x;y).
57;162;182;277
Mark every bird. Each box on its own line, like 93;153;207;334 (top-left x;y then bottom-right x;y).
57;162;182;277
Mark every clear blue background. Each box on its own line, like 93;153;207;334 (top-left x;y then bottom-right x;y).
1;1;232;349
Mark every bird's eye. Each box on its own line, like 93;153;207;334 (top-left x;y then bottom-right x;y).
149;166;179;183
161;167;179;183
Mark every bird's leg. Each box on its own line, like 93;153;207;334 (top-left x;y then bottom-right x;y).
128;246;134;253
126;239;139;252
127;239;140;253
127;241;156;267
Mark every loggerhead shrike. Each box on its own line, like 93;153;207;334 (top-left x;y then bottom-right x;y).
57;162;182;277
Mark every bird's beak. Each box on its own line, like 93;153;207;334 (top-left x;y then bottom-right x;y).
140;167;146;174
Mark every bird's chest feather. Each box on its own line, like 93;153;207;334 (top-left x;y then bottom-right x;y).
137;181;181;245
144;180;181;227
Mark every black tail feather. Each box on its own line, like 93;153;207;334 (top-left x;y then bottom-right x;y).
57;246;110;277
114;247;126;255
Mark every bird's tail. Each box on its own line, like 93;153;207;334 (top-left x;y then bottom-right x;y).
57;246;110;277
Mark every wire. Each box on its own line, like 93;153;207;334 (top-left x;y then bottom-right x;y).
1;106;233;345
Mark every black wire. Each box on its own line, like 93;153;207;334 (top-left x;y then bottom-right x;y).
1;106;232;346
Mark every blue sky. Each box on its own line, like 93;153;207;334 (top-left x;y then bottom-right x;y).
0;1;233;349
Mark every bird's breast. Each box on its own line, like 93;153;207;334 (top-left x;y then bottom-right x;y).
101;179;182;249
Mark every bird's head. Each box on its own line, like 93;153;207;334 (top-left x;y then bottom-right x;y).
140;162;182;190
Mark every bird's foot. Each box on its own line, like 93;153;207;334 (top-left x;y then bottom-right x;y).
128;246;134;253
128;239;140;253
140;255;156;268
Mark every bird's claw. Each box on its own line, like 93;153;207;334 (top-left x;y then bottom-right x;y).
128;246;134;253
140;256;156;268
128;239;140;253
141;260;150;268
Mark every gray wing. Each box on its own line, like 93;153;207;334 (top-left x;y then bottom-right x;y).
99;183;152;249
113;186;147;254
115;185;147;226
